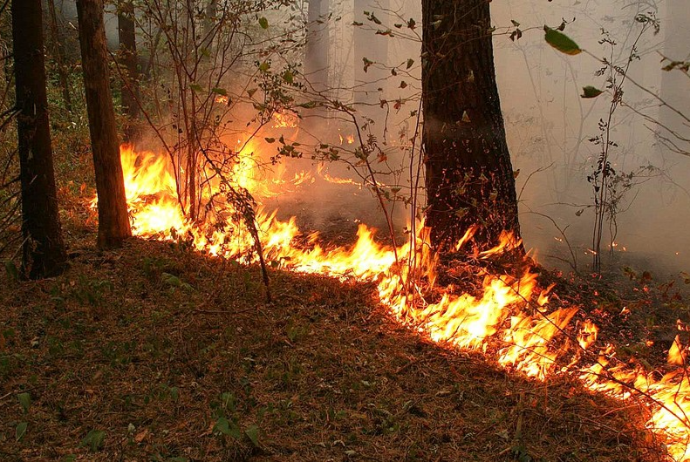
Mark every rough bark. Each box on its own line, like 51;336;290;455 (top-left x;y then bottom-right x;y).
117;0;140;140
12;0;68;278
76;0;132;249
422;0;522;253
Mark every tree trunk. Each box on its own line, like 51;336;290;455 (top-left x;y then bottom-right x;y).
117;0;140;141
12;0;68;278
76;0;132;249
46;0;73;113
305;0;329;96
422;0;522;253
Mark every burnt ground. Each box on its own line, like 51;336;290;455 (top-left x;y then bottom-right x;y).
0;229;677;462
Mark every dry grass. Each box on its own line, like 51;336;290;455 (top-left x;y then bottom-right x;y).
0;236;668;461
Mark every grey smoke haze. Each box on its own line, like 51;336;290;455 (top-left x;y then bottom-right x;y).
55;0;690;275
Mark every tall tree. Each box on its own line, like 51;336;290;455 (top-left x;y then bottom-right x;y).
12;0;68;278
117;0;140;141
305;0;329;96
422;0;522;253
76;0;132;249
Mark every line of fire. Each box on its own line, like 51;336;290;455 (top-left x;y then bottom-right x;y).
3;0;690;460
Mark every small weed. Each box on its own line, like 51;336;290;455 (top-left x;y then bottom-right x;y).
80;429;106;452
70;276;113;306
286;324;307;343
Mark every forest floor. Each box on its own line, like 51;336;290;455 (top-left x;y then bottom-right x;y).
1;186;688;461
2;226;688;461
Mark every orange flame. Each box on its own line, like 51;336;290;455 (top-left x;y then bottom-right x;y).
272;111;299;128
88;144;690;460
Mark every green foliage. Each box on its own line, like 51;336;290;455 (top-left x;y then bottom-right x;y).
80;429;106;452
161;272;194;291
581;86;603;98
213;416;242;439
15;422;28;442
17;392;31;414
543;26;581;55
245;424;260;447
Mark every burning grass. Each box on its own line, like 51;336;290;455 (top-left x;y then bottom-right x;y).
1;144;689;460
0;239;665;461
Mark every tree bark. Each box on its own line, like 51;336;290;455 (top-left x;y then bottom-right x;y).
117;0;140;141
422;0;522;253
76;0;132;249
12;0;68;278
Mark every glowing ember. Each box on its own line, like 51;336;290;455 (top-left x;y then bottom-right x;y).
90;145;690;460
338;133;355;145
272;111;299;128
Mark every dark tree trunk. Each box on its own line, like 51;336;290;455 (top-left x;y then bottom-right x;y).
12;0;68;278
422;0;522;253
117;0;140;141
76;0;132;249
201;0;218;52
46;0;73;113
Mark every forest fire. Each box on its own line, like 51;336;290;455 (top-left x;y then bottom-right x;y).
94;144;690;460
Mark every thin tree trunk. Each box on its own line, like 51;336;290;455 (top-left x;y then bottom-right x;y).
46;0;73;113
12;0;68;278
118;0;140;141
76;0;132;249
422;0;522;253
353;0;388;111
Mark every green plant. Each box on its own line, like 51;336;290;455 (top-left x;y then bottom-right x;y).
79;429;106;452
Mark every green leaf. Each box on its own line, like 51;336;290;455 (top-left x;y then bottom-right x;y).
298;101;317;109
161;272;182;287
581;85;603;98
247;88;258;98
213;417;241;439
211;87;227;96
258;17;269;29
245;425;260;447
282;71;294;84
15;422;27;442
406;58;414;69
543;26;581;55
80;429;106;452
189;83;203;93
61;456;76;462
258;61;270;72
17;392;31;414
